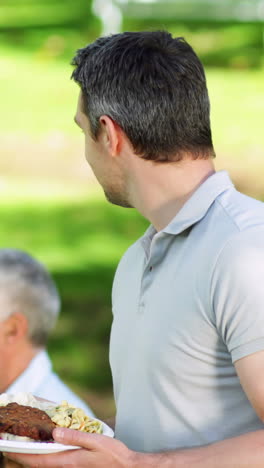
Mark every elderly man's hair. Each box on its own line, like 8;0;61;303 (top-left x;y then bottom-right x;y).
0;249;60;346
72;30;215;162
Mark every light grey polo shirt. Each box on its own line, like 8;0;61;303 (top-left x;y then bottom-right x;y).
110;171;264;453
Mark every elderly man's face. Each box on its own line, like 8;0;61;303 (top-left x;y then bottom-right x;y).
0;314;12;392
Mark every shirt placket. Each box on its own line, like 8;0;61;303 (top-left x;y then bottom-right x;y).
138;233;167;314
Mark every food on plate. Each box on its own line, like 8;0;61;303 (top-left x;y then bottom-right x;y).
0;402;56;441
0;392;50;411
0;392;102;443
47;400;102;434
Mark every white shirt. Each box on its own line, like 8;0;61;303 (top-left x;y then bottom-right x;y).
7;350;95;417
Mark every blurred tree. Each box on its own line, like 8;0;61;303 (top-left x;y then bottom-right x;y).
114;0;264;22
0;0;93;29
118;0;264;68
0;0;100;59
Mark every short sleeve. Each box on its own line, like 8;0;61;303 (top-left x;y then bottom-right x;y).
211;228;264;363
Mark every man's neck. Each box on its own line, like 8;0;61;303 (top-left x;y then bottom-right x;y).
130;157;215;231
0;345;40;394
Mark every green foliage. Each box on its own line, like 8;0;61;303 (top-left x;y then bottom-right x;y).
123;19;264;68
120;0;263;23
0;26;100;61
0;0;100;61
0;193;149;394
0;0;93;29
0;3;263;68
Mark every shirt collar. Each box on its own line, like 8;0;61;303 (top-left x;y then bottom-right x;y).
141;171;233;243
7;350;52;395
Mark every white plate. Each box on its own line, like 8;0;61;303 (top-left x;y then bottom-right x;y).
0;439;80;454
0;420;114;454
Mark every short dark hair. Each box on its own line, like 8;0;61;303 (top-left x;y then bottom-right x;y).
71;30;215;162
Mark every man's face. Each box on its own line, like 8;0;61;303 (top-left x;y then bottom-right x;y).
74;92;132;208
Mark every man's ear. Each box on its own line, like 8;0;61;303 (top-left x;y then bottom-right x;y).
99;115;124;157
3;313;28;345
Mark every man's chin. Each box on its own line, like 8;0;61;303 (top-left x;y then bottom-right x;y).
104;191;133;208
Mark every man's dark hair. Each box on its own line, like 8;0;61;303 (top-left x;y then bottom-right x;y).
71;30;215;162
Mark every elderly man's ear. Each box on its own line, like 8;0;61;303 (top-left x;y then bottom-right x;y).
3;313;28;345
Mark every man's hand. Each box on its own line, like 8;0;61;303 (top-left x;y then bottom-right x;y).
3;458;23;468
7;428;264;468
5;427;139;468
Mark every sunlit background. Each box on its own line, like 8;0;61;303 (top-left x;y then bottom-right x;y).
0;0;263;418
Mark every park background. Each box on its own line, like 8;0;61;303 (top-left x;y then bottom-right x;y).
0;0;263;419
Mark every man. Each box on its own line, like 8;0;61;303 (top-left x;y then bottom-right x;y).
0;248;94;415
8;31;264;467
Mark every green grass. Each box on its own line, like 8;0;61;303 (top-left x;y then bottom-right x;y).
0;188;149;416
0;188;148;271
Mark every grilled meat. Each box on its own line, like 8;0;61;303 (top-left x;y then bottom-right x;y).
0;402;56;441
